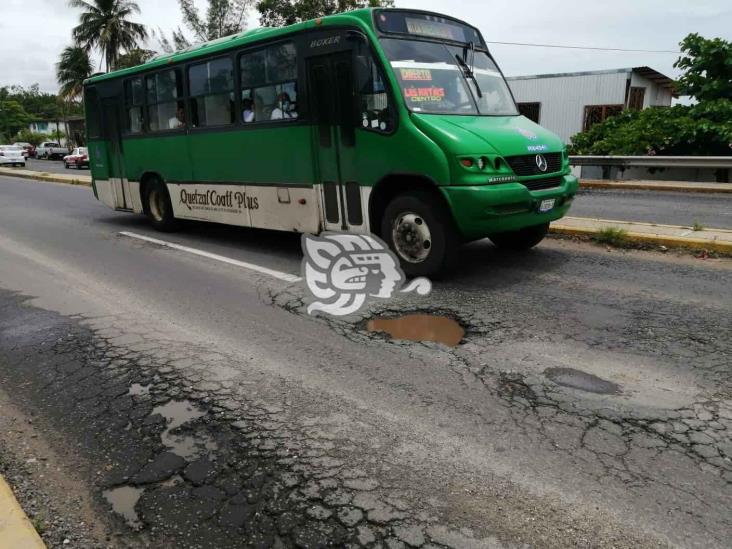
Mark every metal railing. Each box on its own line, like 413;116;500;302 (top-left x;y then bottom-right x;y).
569;156;732;169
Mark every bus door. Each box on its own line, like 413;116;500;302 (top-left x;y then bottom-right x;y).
101;98;132;210
307;51;365;233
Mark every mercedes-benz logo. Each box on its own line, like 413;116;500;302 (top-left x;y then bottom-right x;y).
535;154;548;172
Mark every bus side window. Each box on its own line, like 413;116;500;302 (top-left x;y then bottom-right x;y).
124;77;145;134
146;69;184;131
354;47;393;133
240;42;298;123
188;57;235;128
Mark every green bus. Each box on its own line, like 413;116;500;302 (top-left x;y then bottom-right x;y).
84;8;578;276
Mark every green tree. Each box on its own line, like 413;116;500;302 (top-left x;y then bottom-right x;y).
257;0;393;27
14;129;49;146
69;0;148;72
117;48;157;68
0;100;32;138
0;85;62;120
160;0;252;52
674;33;732;102
57;46;94;102
57;46;93;147
570;101;732;156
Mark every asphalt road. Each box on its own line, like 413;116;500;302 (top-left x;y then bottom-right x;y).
23;157;89;174
572;188;732;229
0;175;731;548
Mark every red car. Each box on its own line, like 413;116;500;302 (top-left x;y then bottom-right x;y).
63;147;89;169
12;142;35;158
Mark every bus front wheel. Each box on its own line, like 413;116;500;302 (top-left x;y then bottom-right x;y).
381;191;458;278
144;179;178;232
490;222;549;251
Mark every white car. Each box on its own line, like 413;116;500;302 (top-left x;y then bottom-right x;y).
0;145;26;167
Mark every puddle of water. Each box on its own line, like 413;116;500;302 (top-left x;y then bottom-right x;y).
152;400;212;460
103;486;144;530
366;314;465;347
128;383;150;396
544;367;621;395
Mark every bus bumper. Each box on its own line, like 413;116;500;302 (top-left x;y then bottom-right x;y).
441;175;580;241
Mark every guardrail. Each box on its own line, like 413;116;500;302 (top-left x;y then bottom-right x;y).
569;155;732;169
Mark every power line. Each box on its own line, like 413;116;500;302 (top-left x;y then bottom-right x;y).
486;41;680;54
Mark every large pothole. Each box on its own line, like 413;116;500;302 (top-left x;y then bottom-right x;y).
366;313;465;347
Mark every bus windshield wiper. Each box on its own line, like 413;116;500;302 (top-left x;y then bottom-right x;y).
455;46;483;99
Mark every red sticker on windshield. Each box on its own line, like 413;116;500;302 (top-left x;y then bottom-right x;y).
400;68;432;81
404;87;446;102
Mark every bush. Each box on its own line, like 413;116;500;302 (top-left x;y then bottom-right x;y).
570;100;732;156
592;228;630;247
14;129;48;146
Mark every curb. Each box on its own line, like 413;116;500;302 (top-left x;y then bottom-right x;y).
0;169;91;187
580;179;732;194
551;223;732;255
0;474;46;548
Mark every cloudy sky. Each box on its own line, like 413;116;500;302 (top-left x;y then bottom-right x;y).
1;0;730;93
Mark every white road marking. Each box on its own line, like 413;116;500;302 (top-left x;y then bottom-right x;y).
118;231;302;283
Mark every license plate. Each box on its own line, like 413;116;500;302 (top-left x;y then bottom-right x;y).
538;199;555;213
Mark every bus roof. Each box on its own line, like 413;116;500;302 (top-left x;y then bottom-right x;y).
85;8;376;85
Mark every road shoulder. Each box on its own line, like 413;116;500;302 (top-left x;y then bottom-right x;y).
0;167;91;186
552;216;732;255
0;384;114;548
0;473;46;549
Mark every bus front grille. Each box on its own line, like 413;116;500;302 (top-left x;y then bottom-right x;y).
521;177;563;191
505;153;562;176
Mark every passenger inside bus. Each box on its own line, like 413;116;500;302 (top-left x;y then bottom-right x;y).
270;92;297;120
242;98;255;123
168;103;185;129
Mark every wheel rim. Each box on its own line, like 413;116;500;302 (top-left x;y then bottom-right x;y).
392;212;432;263
149;189;166;222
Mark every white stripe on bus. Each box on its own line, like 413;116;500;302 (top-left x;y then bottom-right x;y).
118;231;302;283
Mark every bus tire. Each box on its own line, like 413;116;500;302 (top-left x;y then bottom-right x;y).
490;222;549;251
144;179;178;232
381;191;459;278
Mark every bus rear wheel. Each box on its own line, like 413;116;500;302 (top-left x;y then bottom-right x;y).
144;179;178;232
490;222;549;251
381;191;458;278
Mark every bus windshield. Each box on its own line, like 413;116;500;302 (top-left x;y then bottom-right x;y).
381;38;518;117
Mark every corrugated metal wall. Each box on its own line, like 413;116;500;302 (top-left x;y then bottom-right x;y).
508;71;629;143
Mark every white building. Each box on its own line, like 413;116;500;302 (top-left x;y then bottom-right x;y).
28;120;65;135
507;67;677;144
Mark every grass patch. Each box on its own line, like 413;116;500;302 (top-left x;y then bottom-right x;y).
31;516;46;535
592;227;630;247
692;221;704;232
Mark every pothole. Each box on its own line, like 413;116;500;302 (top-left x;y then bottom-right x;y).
152;400;214;459
103;485;144;530
544;367;621;395
366;313;465;347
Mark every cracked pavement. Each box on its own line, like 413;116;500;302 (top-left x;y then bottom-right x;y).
0;176;730;548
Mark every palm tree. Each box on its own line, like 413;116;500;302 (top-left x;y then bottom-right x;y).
57;46;93;102
56;46;93;147
69;0;148;72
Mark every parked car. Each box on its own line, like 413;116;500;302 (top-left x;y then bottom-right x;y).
37;141;68;160
63;147;89;169
0;145;26;167
12;142;35;158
